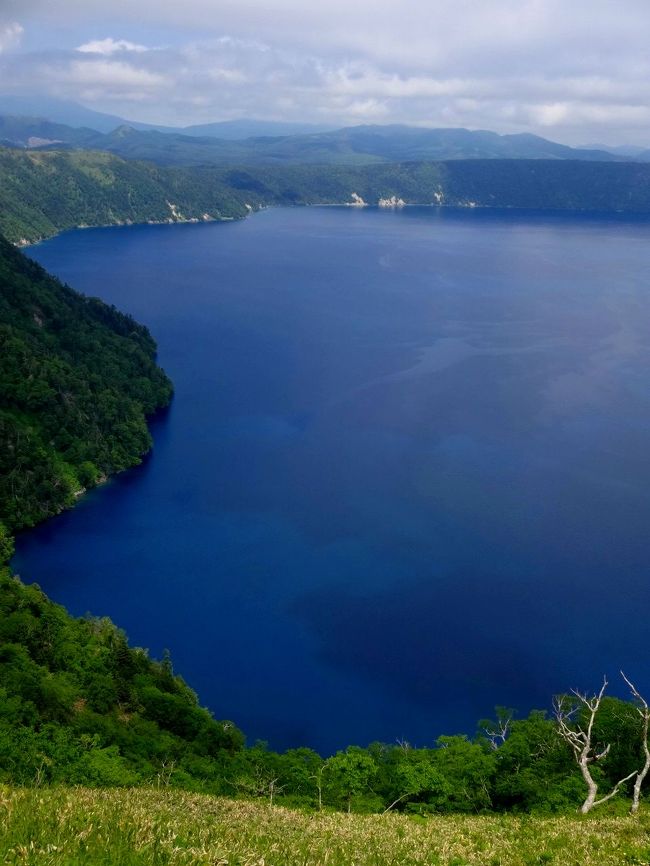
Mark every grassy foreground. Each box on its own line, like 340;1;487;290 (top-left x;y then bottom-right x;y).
2;788;650;866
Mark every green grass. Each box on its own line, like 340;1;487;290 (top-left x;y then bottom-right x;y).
2;787;650;866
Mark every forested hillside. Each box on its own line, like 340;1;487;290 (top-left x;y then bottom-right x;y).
5;148;650;245
0;569;244;787
0;148;251;244
3;151;650;818
3;557;650;814
0;234;172;539
214;158;650;212
0;234;249;792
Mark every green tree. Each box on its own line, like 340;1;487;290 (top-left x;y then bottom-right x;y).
430;736;496;813
0;523;13;563
382;746;443;812
325;748;378;813
493;711;580;812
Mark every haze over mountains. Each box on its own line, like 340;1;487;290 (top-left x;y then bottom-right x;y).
1;111;647;168
0;94;335;140
1;93;650;168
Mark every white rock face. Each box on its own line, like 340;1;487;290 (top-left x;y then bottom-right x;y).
378;196;406;208
166;201;185;220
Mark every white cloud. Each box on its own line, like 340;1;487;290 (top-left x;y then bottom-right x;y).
0;22;23;54
5;1;650;143
530;100;650;129
63;59;166;88
76;37;149;55
532;102;570;127
338;98;390;120
205;66;247;84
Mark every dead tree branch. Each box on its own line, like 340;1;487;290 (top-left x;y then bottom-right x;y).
620;670;650;815
483;712;513;751
554;677;635;814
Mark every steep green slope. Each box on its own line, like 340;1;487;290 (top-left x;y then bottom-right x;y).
0;148;250;243
438;159;650;209
0;569;244;787
0;558;635;815
5;149;650;245
0;234;172;536
0;234;248;791
210;159;650;211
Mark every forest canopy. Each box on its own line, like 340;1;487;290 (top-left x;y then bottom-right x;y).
6;147;650;245
0;233;172;542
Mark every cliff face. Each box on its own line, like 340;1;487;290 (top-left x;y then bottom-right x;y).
0;234;172;540
5;149;650;245
0;148;250;244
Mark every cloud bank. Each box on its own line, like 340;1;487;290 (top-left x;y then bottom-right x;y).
75;38;150;55
2;1;650;143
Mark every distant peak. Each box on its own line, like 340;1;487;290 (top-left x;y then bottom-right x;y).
111;124;137;137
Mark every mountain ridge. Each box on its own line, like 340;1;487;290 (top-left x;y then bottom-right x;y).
0;114;629;166
4;147;650;246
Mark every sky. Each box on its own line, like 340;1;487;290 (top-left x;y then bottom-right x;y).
1;0;649;144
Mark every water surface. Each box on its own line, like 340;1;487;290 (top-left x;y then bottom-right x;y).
14;206;650;752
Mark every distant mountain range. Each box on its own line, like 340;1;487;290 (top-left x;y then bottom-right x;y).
0;113;642;167
2;94;648;161
577;143;650;158
0;94;142;134
0;94;334;139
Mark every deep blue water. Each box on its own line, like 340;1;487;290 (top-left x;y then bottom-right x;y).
13;206;650;753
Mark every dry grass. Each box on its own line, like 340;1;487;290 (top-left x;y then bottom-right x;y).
2;786;650;865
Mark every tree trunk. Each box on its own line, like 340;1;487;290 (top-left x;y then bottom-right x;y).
579;757;598;814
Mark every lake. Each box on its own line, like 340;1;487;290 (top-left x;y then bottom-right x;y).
13;205;650;753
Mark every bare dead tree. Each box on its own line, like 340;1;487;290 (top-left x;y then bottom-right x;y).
156;759;176;788
33;758;47;788
268;777;282;806
620;670;650;815
554;677;636;814
310;761;329;811
227;766;284;805
483;710;513;751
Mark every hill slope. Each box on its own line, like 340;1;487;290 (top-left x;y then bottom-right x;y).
0;148;251;244
0;568;244;787
0;234;172;534
5;149;650;245
212;158;650;211
0;237;244;791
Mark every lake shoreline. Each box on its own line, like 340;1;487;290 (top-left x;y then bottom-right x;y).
18;198;650;249
17;206;650;752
